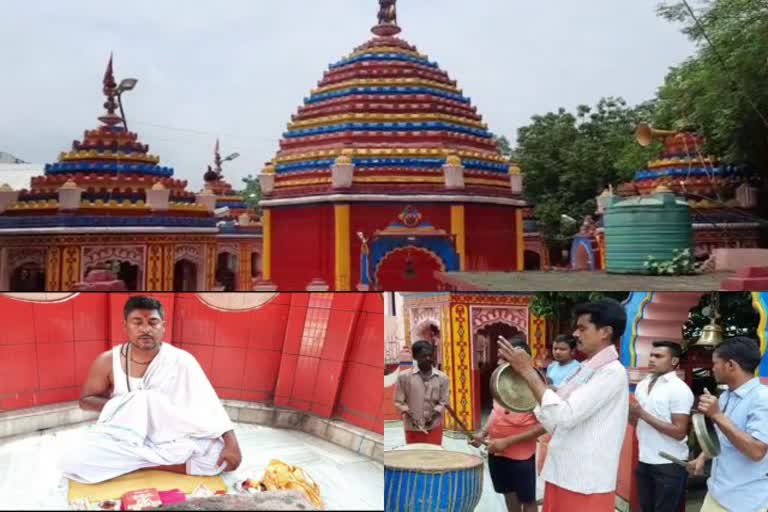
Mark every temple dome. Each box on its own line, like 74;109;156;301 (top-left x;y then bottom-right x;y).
266;14;516;199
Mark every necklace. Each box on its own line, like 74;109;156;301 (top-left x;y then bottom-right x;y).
130;357;151;365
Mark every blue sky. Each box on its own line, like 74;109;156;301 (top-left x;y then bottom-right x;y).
0;0;695;191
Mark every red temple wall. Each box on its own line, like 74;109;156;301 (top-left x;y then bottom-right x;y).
464;204;518;271
0;292;382;434
270;205;335;290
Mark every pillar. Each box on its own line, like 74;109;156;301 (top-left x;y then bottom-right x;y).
515;208;524;271
334;204;351;291
206;244;217;290
239;243;253;291
45;246;62;291
450;205;466;271
163;245;174;290
60;246;81;291
440;303;457;430
262;209;272;281
449;302;474;431
146;244;164;291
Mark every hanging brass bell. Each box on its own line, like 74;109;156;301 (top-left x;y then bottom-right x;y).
695;320;723;348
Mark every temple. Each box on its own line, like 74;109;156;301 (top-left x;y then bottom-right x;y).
257;3;527;291
575;128;762;271
0;57;262;291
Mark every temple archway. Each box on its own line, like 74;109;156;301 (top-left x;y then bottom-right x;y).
475;322;524;419
10;262;46;292
173;259;199;291
215;251;238;291
374;246;446;291
571;237;596;271
524;250;541;270
250;252;261;280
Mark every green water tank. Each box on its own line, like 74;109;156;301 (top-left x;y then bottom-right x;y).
604;189;693;274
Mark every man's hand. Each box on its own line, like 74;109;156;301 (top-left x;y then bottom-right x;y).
697;388;723;420
498;337;534;375
628;396;643;422
468;432;487;448
686;454;706;476
487;438;509;455
216;444;242;472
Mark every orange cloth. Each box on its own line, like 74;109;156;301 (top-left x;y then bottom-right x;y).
542;482;615;512
404;424;443;445
486;401;539;460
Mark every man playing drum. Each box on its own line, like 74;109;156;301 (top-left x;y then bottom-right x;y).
687;337;768;512
499;299;629;512
394;340;450;445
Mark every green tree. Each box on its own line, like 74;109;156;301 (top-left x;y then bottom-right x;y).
530;292;630;337
241;174;262;212
493;134;514;158
515;98;657;247
682;292;759;343
655;0;768;212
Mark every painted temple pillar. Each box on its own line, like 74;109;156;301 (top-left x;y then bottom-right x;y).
146;244;165;291
515;208;524;271
334;204;351;291
45;247;62;291
261;209;272;282
206;244;217;290
239;242;254;291
450;205;466;271
60;246;82;291
163;245;175;290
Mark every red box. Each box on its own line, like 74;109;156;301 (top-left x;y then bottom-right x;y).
121;488;162;511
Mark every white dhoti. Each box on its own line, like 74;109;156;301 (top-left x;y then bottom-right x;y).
58;342;235;484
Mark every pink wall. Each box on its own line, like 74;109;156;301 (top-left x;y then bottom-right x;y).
0;292;383;434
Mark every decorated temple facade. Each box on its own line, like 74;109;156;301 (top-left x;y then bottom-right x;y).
578;129;763;271
257;3;527;292
0;58;262;291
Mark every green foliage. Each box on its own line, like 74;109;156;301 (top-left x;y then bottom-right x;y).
493;135;514;158
530;291;631;320
682;292;759;343
515;98;658;245
241;174;262;212
655;0;768;181
644;248;695;275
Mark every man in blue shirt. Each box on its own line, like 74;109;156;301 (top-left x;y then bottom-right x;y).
546;334;582;389
688;336;768;512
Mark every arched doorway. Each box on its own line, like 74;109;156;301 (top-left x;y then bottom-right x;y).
524;250;541;270
571;238;595;271
475;322;522;419
215;252;238;291
173;259;198;291
375;247;445;291
10;263;46;292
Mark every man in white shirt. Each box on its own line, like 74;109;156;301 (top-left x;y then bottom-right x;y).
630;340;694;512
499;299;629;512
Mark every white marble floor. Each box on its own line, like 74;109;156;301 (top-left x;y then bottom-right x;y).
0;422;383;511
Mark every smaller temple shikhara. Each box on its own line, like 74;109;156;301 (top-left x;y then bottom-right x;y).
571;125;762;272
0;56;262;292
255;0;528;292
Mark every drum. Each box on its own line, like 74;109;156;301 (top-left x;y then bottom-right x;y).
384;449;483;512
394;443;446;451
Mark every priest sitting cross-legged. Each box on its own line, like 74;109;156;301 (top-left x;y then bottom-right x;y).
57;295;242;484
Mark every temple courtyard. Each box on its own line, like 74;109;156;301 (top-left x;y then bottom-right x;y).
0;421;383;510
438;271;734;291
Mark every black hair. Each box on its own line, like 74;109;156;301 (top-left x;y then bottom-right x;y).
652;340;683;359
573;299;626;343
714;336;761;374
412;340;434;358
124;295;164;320
553;334;577;350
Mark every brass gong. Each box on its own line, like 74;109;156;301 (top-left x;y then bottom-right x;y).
490;363;544;412
692;413;721;458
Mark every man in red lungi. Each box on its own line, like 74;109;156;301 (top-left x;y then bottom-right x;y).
394;340;450;445
499;300;629;512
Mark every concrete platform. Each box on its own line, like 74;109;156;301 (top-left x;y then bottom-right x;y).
0;421;383;510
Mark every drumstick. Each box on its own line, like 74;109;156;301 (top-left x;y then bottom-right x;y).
658;451;709;477
445;404;488;446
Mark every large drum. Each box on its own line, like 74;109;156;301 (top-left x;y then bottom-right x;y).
384;449;483;512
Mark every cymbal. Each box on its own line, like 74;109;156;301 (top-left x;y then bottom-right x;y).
692;413;721;458
490;363;541;412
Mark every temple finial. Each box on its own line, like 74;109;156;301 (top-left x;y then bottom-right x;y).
98;53;122;127
372;0;401;36
205;138;223;183
214;138;222;174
